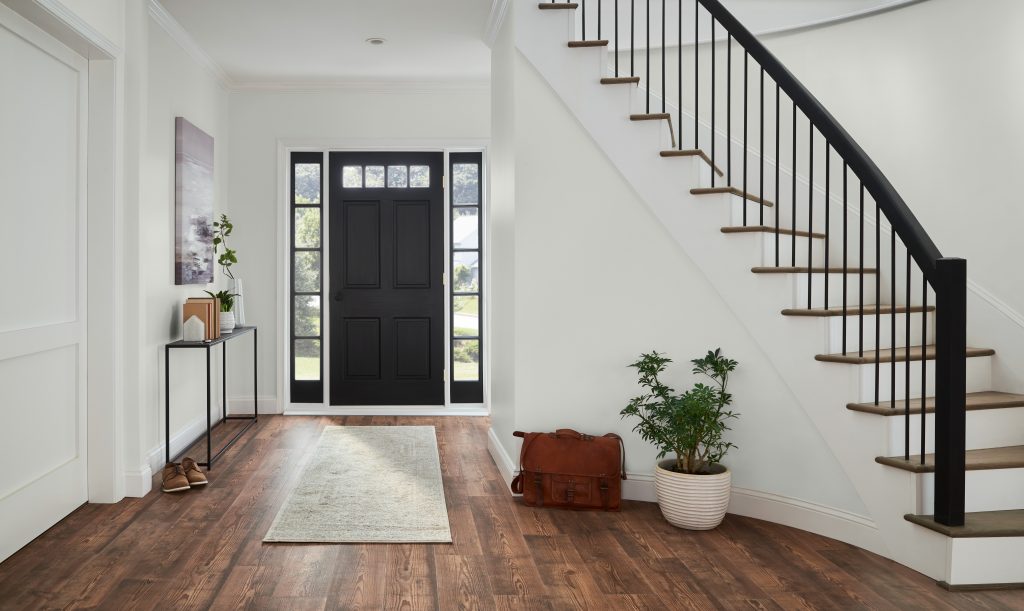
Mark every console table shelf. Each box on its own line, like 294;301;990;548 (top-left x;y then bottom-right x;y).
165;325;258;470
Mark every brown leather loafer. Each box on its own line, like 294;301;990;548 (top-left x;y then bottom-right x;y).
161;463;191;493
181;457;208;487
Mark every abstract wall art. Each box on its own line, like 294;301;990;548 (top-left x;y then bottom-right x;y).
174;116;215;285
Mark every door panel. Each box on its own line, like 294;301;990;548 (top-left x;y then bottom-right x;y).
0;5;88;564
329;152;444;405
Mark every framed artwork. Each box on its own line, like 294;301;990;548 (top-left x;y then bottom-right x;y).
174;116;215;285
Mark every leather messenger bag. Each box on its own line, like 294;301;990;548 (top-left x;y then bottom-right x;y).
511;429;626;511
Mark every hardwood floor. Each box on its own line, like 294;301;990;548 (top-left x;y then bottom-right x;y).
0;415;1022;610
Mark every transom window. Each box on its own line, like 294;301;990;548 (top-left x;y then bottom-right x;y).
341;165;430;189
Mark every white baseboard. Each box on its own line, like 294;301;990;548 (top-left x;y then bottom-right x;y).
487;426;518;490
123;464;153;498
143;414;212;477
284;404;489;417
227;395;281;415
728;486;886;556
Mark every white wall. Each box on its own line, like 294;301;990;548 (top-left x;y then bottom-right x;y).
488;4;868;517
136;12;230;479
225;87;491;407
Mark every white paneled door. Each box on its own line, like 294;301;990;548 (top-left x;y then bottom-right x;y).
0;5;89;563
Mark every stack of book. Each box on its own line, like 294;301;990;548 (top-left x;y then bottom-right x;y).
182;297;221;341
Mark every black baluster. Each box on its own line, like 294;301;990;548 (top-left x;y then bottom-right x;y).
646;0;650;113
726;34;731;183
774;83;780;266
759;67;764;227
842;162;848;353
583;0;586;40
905;250;912;459
661;0;665;113
824;143;830;311
615;0;619;76
807;124;813;309
631;0;635;77
791;102;796;267
711;18;716;185
694;0;699;149
891;223;896;411
859;183;865;360
742;51;747;226
921;275;928;465
677;0;682;150
874;194;881;404
598;0;602;40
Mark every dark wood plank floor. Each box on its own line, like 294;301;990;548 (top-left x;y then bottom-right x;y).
1;415;1022;610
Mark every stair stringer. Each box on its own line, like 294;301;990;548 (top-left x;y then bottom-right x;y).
516;5;953;582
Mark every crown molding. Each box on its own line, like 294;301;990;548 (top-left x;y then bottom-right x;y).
147;0;231;88
483;0;510;48
229;79;490;95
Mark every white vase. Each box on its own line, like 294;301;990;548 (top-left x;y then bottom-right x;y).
654;459;731;530
220;310;236;333
230;278;245;325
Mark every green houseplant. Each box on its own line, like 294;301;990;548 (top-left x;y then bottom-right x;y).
206;214;240;331
621;349;739;530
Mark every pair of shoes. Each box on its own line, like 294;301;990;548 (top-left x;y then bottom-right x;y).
161;457;208;493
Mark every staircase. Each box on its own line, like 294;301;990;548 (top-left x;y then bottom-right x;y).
523;0;1024;588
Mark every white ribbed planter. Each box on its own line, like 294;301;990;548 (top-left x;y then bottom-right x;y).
654;459;732;530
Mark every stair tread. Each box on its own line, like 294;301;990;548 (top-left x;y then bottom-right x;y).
752;266;877;274
848;391;1024;416
723;225;824;239
782;304;935;317
878;445;1024;474
660;149;725;177
568;40;609;47
905;510;1024;538
631;113;671;120
538;3;579;9
691;186;774;207
601;76;641;84
816;345;994;364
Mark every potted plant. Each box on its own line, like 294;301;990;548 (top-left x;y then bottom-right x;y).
207;214;240;331
621;349;738;530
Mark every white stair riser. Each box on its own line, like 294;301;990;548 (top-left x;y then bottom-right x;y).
827;311;935;353
729;196;774;227
793;272;877;309
855;356;992;403
722;231;825;268
885;406;1024;455
917;468;1024;514
948;537;1024;586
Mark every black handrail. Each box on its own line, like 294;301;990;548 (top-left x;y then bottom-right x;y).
697;0;943;279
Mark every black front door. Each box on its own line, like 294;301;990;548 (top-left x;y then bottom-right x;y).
328;152;445;405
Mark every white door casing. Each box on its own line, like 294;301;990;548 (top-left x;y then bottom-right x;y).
0;4;88;563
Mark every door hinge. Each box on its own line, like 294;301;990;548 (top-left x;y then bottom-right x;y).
443;368;448;382
442;272;447;286
442;174;446;189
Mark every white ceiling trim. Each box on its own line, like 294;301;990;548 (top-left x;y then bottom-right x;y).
483;0;510;48
148;0;232;88
230;80;490;95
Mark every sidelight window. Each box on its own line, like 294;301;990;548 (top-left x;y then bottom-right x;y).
450;152;483;403
291;152;324;402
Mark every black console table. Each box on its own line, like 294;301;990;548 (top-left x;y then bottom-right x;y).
165;325;258;470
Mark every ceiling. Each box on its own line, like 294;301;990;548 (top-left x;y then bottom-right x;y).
157;0;922;88
158;0;494;87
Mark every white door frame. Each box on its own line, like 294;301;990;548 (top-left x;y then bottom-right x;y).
275;138;490;416
1;0;127;503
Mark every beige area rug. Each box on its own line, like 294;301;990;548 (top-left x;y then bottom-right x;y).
263;425;452;543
